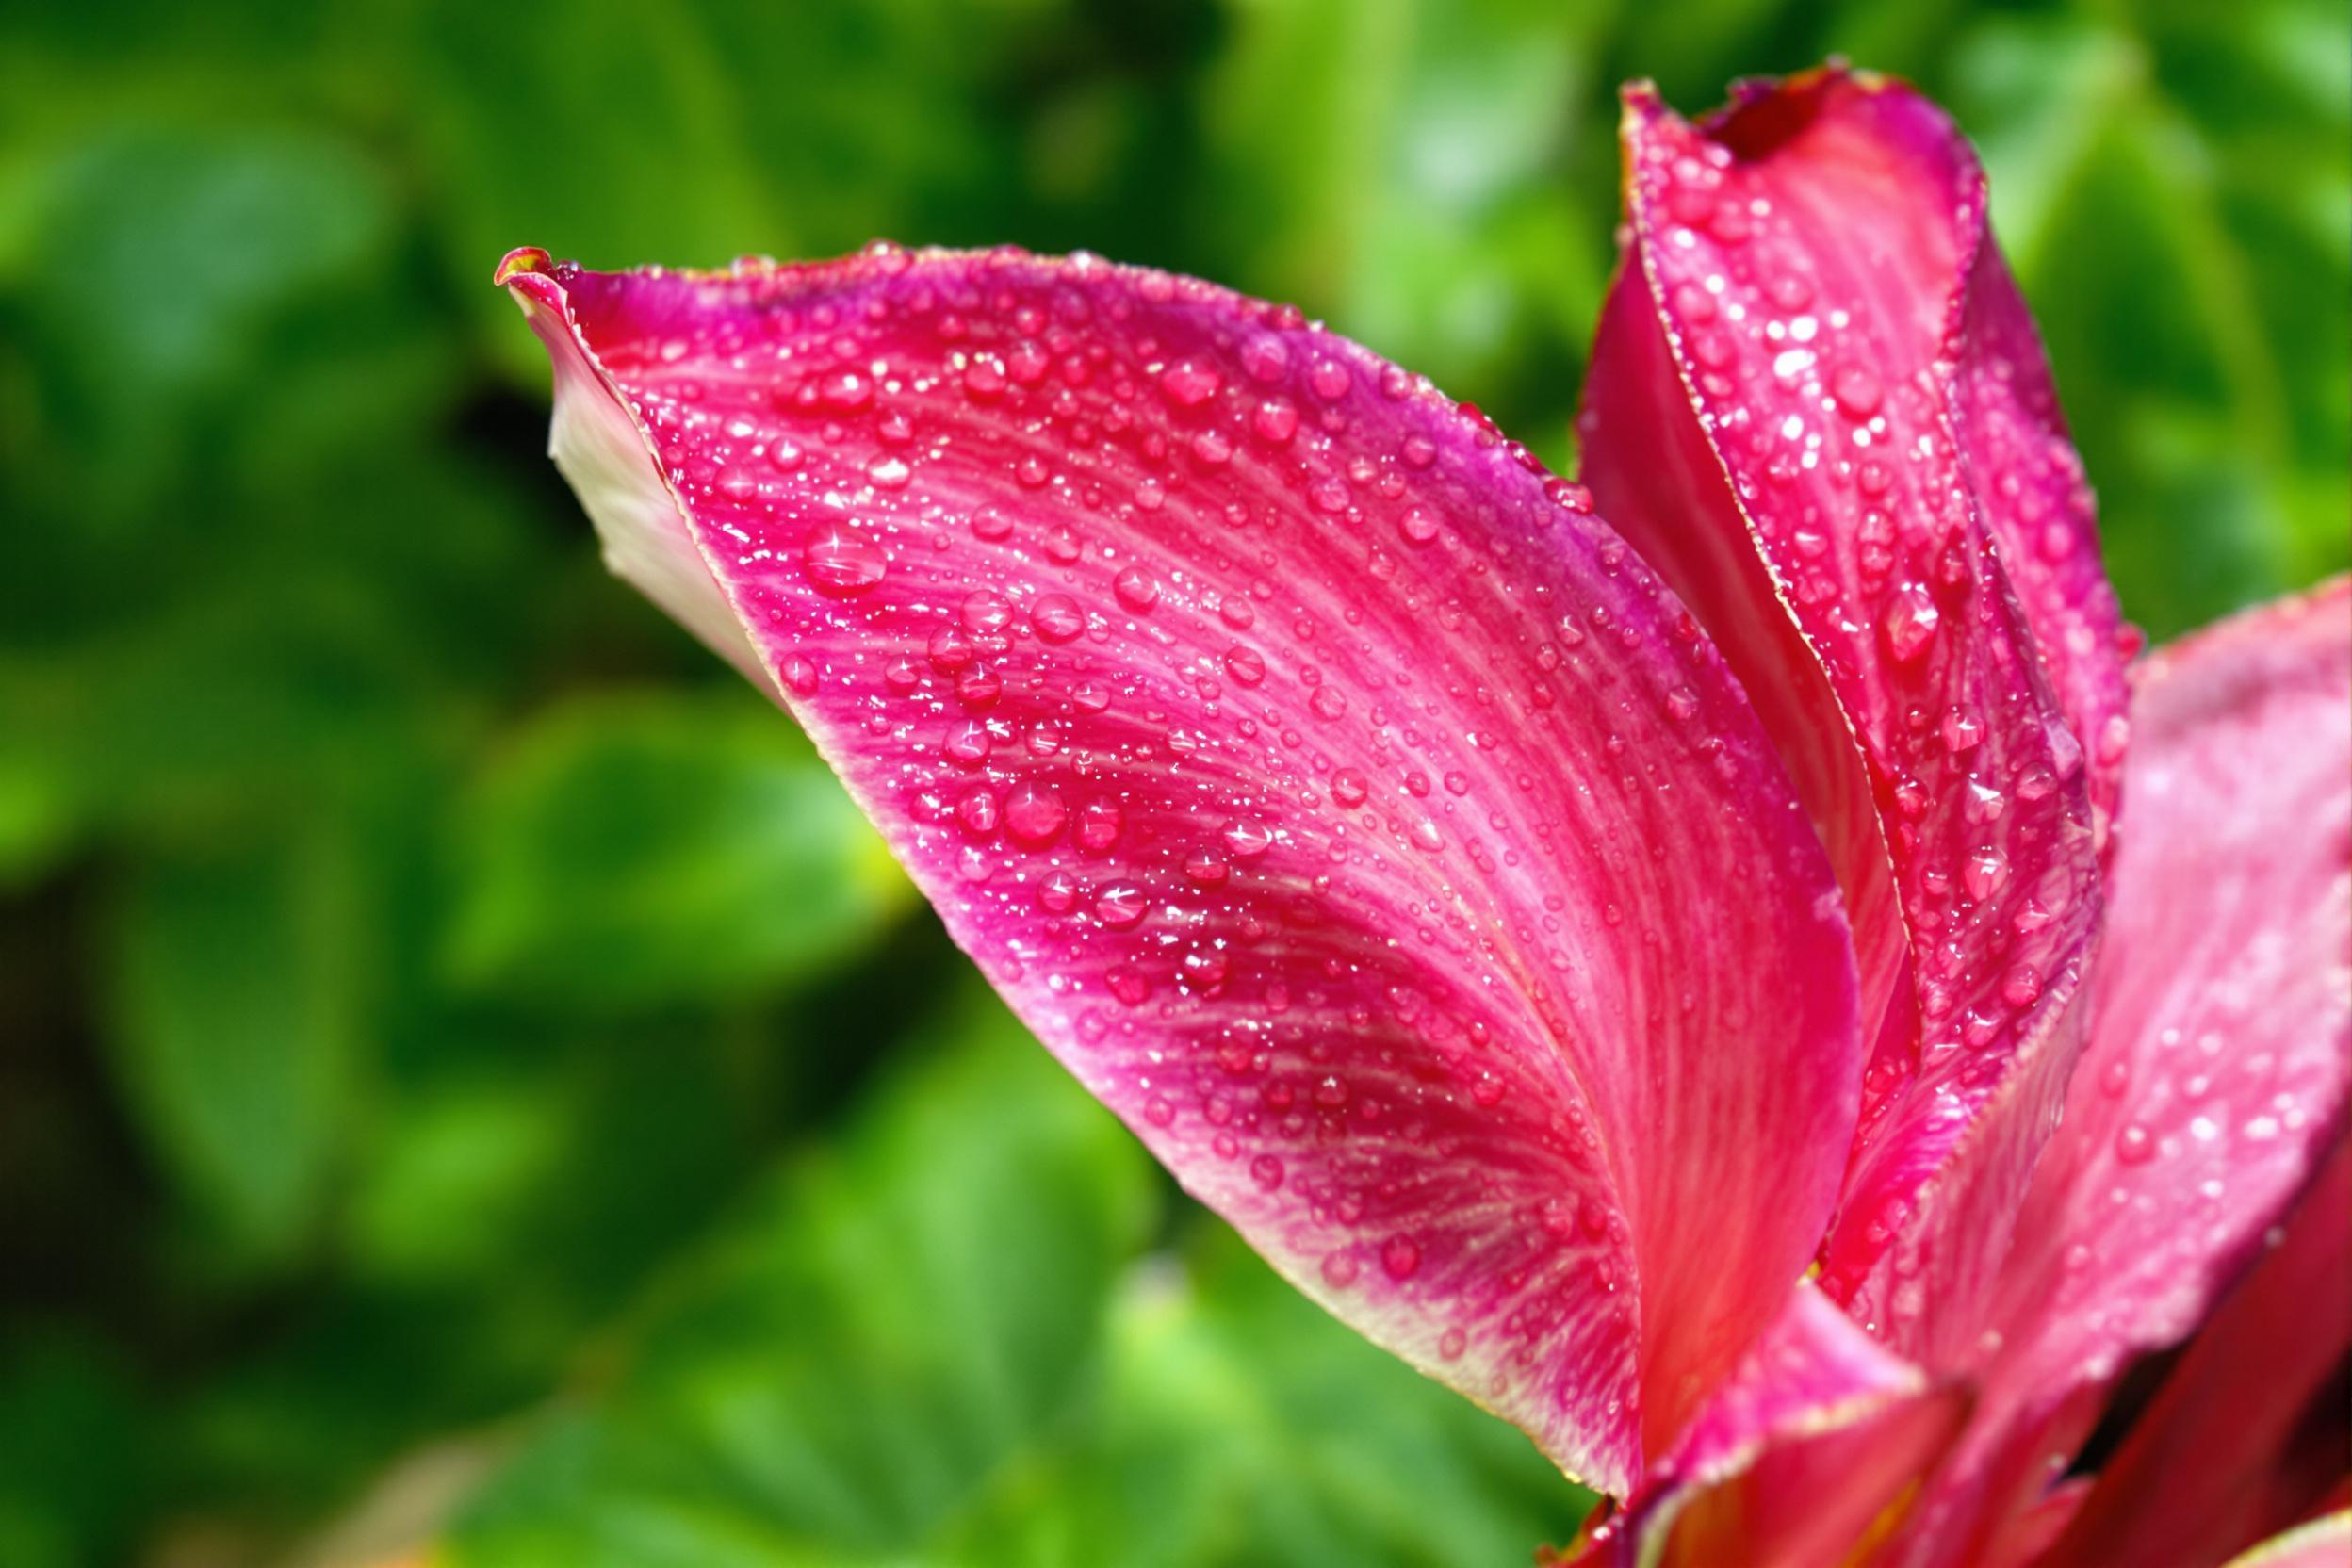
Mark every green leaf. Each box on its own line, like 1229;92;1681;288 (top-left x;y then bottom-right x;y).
940;1229;1594;1567
106;825;364;1260
449;986;1159;1566
445;984;1589;1567
448;690;913;1009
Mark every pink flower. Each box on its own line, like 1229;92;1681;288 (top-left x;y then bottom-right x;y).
499;65;2348;1567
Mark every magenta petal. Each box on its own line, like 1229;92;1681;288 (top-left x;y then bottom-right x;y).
2039;1135;2352;1568
1573;1285;1968;1566
1861;580;2352;1568
498;244;1865;1492
1580;68;2119;1353
1989;576;2352;1395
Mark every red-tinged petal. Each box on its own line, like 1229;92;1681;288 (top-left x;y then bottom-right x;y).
1581;67;2115;1355
1992;577;2350;1387
2039;1135;2352;1568
1861;580;2351;1568
498;243;1865;1492
2223;1514;2352;1568
1567;1285;1968;1567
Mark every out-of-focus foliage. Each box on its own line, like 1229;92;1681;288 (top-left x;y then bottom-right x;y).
0;0;2340;1562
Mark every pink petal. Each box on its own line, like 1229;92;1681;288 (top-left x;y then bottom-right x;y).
2220;1514;2352;1568
1568;1284;1968;1566
1580;67;2121;1355
1866;579;2352;1568
498;244;1865;1494
1991;576;2352;1389
2039;1134;2352;1568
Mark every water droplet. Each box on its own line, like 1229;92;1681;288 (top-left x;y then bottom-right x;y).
1310;360;1352;400
1004;780;1068;846
1160;359;1222;408
801;526;888;597
1331;769;1370;808
1221;818;1272;859
1250;1153;1285;1190
1381;1236;1422;1280
929;626;977;671
1031;593;1086;644
1224;645;1266;685
956;786;1000;836
943;722;992;767
1253;398;1299;444
1037;870;1080;913
1882;585;1940;662
1184;849;1231;886
1830;365;1883;417
1095;882;1147;928
1078;798;1123;852
1241;334;1291;384
2114;1123;2155;1167
819;368;873;412
1321;1250;1362;1287
970;504;1012;540
1964;847;2008;901
1399;506;1439;545
1114;567;1160;612
1309;686;1348;722
1942;708;1984;753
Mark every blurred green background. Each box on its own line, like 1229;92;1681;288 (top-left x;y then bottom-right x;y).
0;0;2344;1562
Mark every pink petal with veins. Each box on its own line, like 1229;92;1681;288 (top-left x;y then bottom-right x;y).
498;243;1864;1493
1876;579;2350;1567
1581;67;2116;1357
2038;1135;2351;1568
2001;578;2349;1402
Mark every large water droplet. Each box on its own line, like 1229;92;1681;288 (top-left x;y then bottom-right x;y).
1096;882;1147;928
1882;585;1941;662
1031;593;1086;644
1078;798;1123;852
1160;360;1222;408
1004;780;1068;846
1114;567;1160;612
801;526;888;597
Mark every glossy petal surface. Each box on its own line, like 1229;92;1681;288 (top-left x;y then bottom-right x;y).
500;244;1864;1492
1990;579;2351;1393
1581;69;2118;1353
2040;1135;2352;1568
1874;580;2351;1568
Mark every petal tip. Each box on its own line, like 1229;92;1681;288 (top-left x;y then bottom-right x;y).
495;245;555;288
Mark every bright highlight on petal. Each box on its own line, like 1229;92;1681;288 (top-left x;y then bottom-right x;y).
498;242;1865;1493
